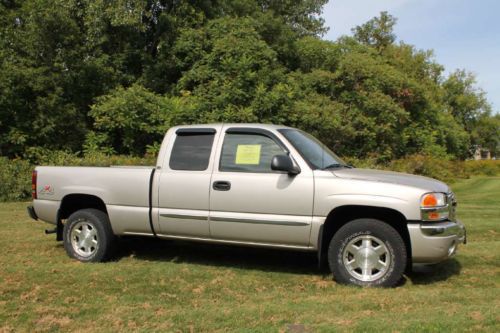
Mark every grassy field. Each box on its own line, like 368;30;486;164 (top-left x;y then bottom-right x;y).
0;177;499;332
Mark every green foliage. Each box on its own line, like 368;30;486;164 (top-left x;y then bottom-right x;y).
443;70;491;132
0;3;498;164
24;148;155;167
352;11;397;50
0;157;32;201
88;83;201;155
388;155;468;184
0;150;156;202
2;149;499;202
5;2;499;202
464;159;500;176
89;84;171;155
349;155;500;184
472;113;500;156
295;37;340;72
175;17;287;123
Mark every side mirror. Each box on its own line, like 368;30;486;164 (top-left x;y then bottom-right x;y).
271;154;301;175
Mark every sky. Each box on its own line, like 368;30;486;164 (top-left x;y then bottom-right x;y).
322;0;500;113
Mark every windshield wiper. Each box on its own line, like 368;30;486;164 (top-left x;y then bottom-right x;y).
321;163;352;170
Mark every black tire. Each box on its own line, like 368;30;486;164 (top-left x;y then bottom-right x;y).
328;219;407;287
63;208;115;262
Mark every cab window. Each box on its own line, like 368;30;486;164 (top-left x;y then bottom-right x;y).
219;133;285;172
169;132;215;171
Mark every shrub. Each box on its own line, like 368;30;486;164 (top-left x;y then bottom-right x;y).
347;155;499;183
0;157;32;201
388;155;468;183
1;152;498;202
464;160;500;176
343;156;381;170
24;148;155;167
0;151;155;202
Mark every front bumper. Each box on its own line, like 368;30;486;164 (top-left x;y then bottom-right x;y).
408;220;466;264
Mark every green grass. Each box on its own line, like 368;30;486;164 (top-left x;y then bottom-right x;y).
1;177;499;332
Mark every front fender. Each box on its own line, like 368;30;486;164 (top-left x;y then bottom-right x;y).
316;194;420;220
312;173;424;220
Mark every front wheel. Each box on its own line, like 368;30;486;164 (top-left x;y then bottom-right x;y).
328;219;407;287
63;208;115;262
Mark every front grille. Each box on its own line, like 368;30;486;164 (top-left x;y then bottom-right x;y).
448;192;457;221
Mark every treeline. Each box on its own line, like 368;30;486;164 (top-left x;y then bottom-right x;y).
1;0;499;162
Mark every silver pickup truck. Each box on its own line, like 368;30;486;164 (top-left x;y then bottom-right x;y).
28;124;466;287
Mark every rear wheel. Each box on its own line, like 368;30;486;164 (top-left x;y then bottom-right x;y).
328;219;407;287
63;208;115;262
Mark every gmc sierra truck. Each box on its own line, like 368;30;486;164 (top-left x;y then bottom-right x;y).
27;124;466;287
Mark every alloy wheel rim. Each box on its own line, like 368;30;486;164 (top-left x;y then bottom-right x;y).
70;220;99;257
342;235;391;282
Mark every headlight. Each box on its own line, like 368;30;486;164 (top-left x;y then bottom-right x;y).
420;192;449;221
421;193;446;208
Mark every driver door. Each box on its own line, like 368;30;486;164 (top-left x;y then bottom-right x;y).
209;127;314;246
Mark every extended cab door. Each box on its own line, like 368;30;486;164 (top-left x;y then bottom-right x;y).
157;126;221;237
209;127;314;246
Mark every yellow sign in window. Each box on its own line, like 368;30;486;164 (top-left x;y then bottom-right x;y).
235;145;261;165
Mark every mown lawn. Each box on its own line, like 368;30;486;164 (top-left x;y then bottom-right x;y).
0;177;499;332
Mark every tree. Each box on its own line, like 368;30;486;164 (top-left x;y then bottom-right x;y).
443;70;491;133
0;0;329;157
472;114;500;157
174;17;288;123
88;84;198;155
352;11;397;50
0;3;495;161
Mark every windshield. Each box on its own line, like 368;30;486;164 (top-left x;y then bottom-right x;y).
278;129;348;170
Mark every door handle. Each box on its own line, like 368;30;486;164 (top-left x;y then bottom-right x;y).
213;181;231;191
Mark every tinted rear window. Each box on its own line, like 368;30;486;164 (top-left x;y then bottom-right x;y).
169;132;215;171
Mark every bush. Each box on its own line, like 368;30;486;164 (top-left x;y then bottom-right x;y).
347;155;499;183
343;156;380;170
1;152;498;202
465;160;500;176
0;157;32;201
0;151;155;202
24;148;155;167
348;154;468;183
388;155;468;183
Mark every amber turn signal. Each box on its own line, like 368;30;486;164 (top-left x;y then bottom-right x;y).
422;193;438;207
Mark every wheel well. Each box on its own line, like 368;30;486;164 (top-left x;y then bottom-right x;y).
59;194;107;220
320;205;412;266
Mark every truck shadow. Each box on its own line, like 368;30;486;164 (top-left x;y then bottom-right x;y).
116;237;321;276
115;237;462;283
407;259;462;285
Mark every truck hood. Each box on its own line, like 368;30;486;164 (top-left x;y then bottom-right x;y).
332;168;450;193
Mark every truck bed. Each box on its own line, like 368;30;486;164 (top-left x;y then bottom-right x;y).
33;166;155;234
